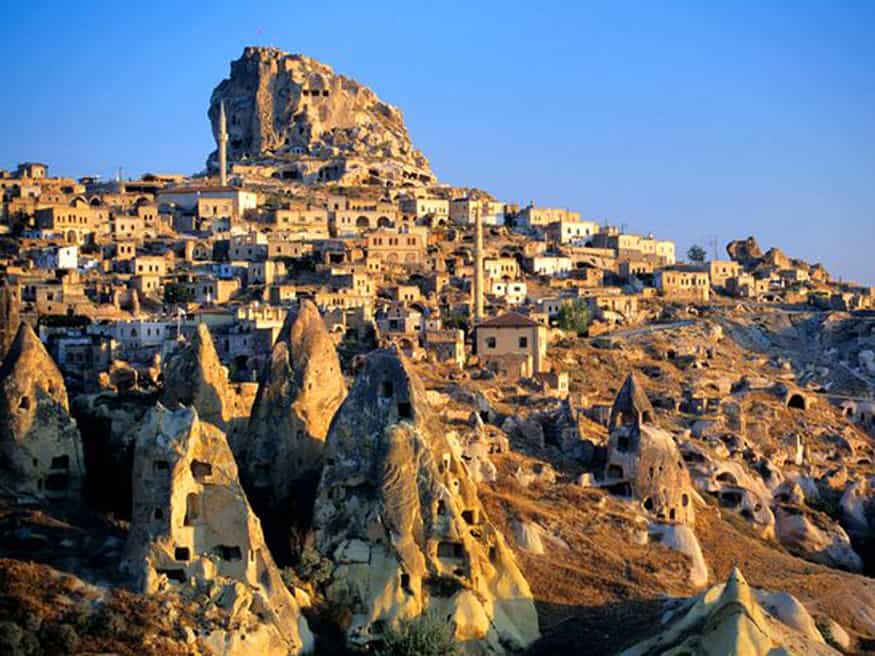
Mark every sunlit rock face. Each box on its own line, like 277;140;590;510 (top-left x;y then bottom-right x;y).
161;323;252;454
242;300;347;511
621;568;840;656
0;322;84;501
312;349;539;652
208;46;435;186
122;404;313;655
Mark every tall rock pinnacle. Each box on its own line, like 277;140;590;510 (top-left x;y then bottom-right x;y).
207;46;435;186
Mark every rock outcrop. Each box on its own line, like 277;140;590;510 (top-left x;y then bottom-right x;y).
0;323;84;500
312;349;539;651
122;404;313;655
162;324;253;454
621;569;839;655
243;301;346;510
726;236;763;265
208;46;435;186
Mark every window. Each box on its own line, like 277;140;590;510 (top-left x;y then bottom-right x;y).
518;336;528;348
486;337;496;349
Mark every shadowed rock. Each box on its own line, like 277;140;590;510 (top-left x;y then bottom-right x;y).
243;300;346;511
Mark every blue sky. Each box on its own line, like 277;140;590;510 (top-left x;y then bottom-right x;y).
1;1;873;283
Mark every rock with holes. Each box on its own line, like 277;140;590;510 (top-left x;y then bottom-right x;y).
603;375;695;525
312;349;539;652
208;47;434;186
122;404;313;655
162;323;254;454
0;323;84;501
242;300;346;511
621;569;840;655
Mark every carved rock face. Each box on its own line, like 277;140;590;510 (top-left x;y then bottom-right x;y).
243;300;347;509
208;46;434;185
0;323;84;500
313;349;539;652
122;404;313;655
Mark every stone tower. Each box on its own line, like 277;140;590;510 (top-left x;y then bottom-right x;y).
218;100;228;187
473;209;485;323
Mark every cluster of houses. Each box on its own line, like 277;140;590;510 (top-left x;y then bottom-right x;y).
1;161;871;393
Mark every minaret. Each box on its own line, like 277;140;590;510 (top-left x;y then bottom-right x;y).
218;101;228;187
473;209;485;323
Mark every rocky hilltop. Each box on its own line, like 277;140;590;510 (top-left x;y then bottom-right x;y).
207;46;435;186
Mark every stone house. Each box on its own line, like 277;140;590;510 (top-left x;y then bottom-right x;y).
709;260;742;289
654;268;711;302
475;312;548;376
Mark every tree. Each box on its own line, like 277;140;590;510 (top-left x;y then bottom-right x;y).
557;299;591;335
687;244;707;263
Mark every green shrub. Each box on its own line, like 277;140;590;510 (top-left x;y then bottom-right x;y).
375;612;460;656
558;299;591;335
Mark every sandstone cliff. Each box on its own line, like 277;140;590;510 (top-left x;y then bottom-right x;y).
312;349;539;652
243;300;346;511
208;46;434;186
0;322;84;501
122;404;314;655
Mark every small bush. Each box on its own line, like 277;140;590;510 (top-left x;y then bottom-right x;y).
375;612;460;656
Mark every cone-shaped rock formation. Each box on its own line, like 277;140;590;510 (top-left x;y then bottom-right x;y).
122;404;313;654
312;348;539;652
0;322;84;500
243;300;346;509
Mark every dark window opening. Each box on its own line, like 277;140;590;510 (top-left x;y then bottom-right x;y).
719;491;742;508
153;508;164;520
437;541;465;560
607;464;624;479
45;472;69;491
157;568;185;582
51;455;69;470
643;497;654;511
217;545;242;561
518;336;528;348
397;402;412;419
669;508;676;521
379;381;393;398
400;573;412;594
788;394;806;410
461;509;478;525
436;499;446;516
184;493;200;526
616;436;630;452
190;460;212;482
175;547;190;561
18;396;31;411
681;494;689;507
154;460;169;472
